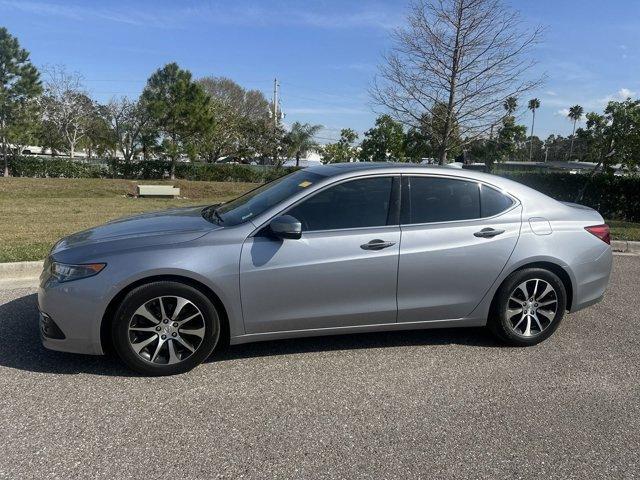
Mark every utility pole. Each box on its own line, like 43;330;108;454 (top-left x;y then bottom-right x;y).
273;78;279;130
272;78;280;166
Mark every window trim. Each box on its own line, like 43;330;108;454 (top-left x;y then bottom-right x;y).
399;174;520;227
251;173;401;236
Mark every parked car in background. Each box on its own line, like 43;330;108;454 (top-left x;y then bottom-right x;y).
38;163;613;375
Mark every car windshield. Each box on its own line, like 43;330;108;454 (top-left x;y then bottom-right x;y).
203;170;325;226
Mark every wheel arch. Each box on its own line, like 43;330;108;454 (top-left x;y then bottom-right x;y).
100;274;230;355
489;261;574;317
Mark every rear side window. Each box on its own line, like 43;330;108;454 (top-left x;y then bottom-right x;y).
480;185;514;217
403;177;480;224
287;176;394;231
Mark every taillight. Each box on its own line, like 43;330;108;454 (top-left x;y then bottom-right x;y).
585;224;610;245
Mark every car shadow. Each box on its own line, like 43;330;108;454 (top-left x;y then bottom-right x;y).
0;293;501;376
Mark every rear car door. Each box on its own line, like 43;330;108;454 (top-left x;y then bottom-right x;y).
240;175;401;334
397;175;522;322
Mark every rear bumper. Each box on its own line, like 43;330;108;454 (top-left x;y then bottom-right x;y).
570;246;612;313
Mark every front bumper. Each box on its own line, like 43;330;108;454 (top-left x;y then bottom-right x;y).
38;272;106;355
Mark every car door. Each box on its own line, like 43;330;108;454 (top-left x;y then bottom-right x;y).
240;175;401;334
397;175;522;322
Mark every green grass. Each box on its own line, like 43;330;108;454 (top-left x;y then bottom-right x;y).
0;178;257;263
1;177;639;262
607;220;640;242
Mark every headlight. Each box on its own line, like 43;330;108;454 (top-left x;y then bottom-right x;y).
50;262;106;283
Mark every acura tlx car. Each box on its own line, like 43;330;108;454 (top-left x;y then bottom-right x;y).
38;163;612;375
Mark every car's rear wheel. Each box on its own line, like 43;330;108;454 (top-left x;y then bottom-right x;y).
489;268;567;346
112;281;220;375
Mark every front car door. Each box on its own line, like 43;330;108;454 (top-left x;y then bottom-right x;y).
240;175;401;334
397;175;522;322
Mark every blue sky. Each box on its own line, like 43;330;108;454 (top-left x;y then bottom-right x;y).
1;0;639;142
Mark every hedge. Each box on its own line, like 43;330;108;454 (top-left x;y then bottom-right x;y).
4;156;296;183
499;172;640;222
3;156;639;221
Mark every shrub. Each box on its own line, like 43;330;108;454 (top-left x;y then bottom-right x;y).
499;172;640;222
5;156;296;184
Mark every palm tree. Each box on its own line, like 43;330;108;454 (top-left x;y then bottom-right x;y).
284;122;323;167
527;98;540;161
567;104;584;160
503;96;518;116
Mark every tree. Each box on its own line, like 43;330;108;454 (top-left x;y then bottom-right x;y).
141;63;211;179
105;97;150;162
372;0;543;164
41;66;95;158
527;98;540;161
567;104;584;160
321;129;359;163
404;123;433;162
503;97;518;116
0;27;42;176
197;77;272;162
359;115;406;161
82;103;114;158
496;110;526;164
284;122;322;167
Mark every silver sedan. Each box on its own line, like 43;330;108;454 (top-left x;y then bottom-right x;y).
38;163;613;375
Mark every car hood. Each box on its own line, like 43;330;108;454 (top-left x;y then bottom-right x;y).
52;205;219;254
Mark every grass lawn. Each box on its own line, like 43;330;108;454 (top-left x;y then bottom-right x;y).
1;177;639;263
0;178;257;263
607;220;640;242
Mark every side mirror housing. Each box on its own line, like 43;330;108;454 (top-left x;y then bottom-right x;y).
269;215;302;240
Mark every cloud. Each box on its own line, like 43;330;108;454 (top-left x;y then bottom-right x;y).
556;108;570;117
545;90;558;96
0;0;401;30
596;87;636;105
286;107;369;115
618;88;636;99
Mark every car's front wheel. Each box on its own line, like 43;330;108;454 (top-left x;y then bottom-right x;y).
489;268;567;346
112;281;220;376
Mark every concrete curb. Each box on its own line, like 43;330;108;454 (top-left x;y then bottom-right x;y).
0;261;44;280
611;240;640;254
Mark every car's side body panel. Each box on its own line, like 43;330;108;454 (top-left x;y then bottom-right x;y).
239;226;401;333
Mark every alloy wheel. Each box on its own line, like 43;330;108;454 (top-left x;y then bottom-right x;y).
128;296;206;365
505;279;558;338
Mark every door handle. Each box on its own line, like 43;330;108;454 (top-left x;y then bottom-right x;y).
360;239;396;250
474;228;505;238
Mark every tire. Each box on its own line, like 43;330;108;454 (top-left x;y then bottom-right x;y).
112;281;220;376
489;268;567;346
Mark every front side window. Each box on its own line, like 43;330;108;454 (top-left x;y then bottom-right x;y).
403;176;481;224
206;170;325;226
287;176;394;231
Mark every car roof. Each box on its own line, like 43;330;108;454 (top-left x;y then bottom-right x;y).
306;162;499;184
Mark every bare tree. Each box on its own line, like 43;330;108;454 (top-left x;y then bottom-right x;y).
40;66;94;158
105;97;150;162
371;0;544;164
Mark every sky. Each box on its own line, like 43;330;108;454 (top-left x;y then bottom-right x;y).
1;0;639;143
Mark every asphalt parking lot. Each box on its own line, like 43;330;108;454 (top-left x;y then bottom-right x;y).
0;257;638;479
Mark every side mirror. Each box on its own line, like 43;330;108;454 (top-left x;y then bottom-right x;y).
269;215;302;240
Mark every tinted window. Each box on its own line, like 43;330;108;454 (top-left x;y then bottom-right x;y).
287;177;393;231
211;170;325;226
405;177;480;224
481;185;514;217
